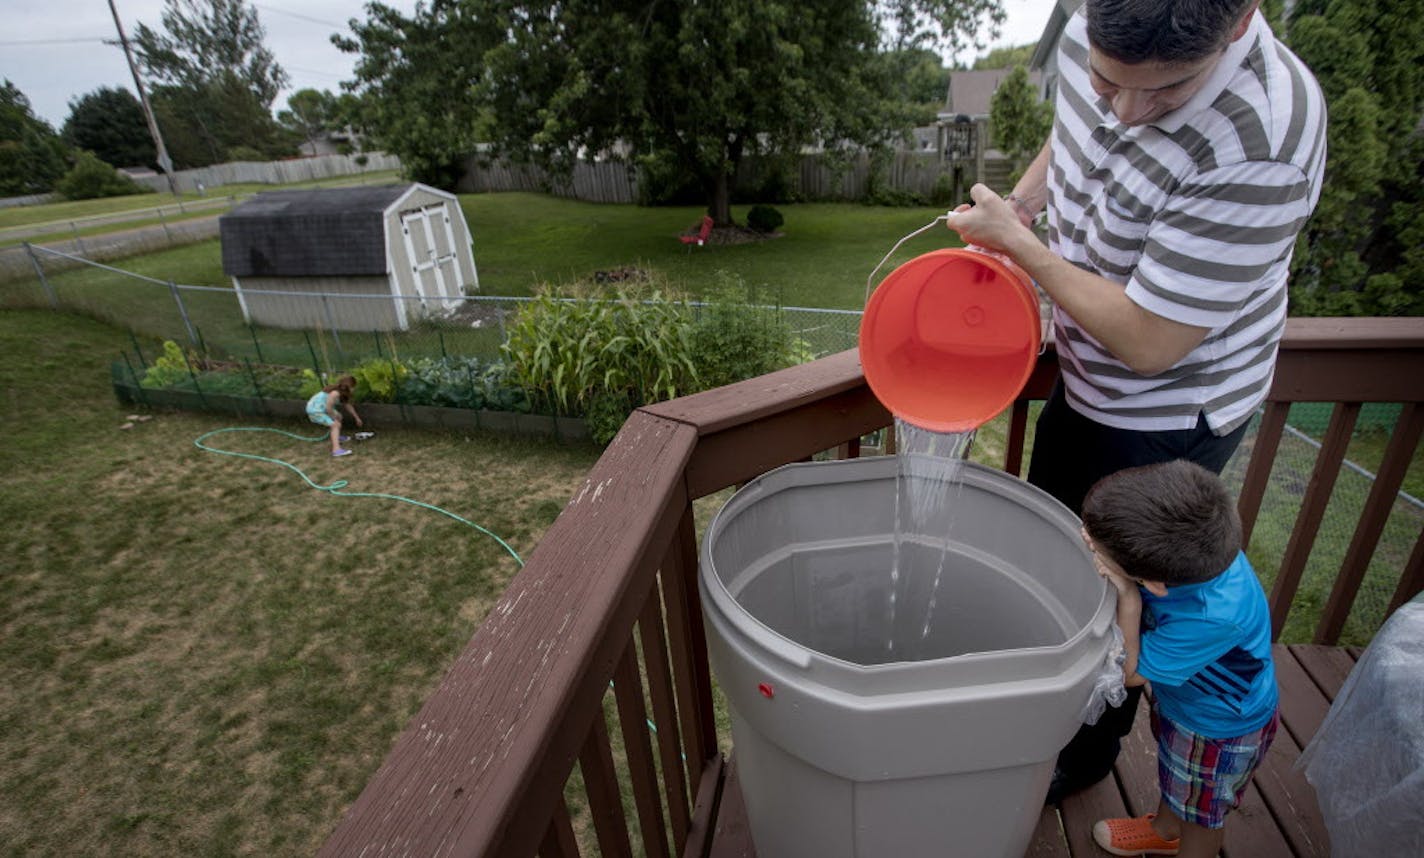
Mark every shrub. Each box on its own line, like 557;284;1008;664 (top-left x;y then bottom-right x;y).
746;204;784;234
930;172;956;209
585;390;635;446
348;356;410;403
141;340;196;388
57;151;150;200
502;281;698;423
226;146;265;162
690;276;800;390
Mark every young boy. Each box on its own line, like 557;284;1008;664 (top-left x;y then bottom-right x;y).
1080;460;1278;857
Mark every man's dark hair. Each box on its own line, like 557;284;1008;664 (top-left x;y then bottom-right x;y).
1086;0;1257;65
1082;459;1242;585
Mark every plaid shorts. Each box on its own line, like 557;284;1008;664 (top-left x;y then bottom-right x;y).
1152;705;1279;829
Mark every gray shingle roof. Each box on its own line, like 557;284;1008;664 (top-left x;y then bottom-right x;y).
220;184;413;277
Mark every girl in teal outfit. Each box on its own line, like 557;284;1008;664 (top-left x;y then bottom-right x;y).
306;375;363;457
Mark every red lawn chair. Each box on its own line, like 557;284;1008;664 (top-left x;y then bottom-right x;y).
679;215;714;252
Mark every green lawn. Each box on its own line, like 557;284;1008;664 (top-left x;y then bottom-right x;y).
16;192;959;310
462;192;958;308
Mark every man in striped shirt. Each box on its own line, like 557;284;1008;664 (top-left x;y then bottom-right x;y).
944;0;1325;804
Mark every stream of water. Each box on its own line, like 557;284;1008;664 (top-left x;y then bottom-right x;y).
886;417;975;659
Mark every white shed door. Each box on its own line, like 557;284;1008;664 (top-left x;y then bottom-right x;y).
399;203;463;311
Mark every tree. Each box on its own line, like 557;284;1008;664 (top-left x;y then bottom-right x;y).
0;80;69;195
62;87;156;170
56;151;152;200
150;78;292;168
134;0;287;104
1282;0;1424;316
335;3;500;188
339;0;1005;218
882;48;953;125
133;0;292;166
989;64;1052;180
973;43;1035;70
279;89;338;155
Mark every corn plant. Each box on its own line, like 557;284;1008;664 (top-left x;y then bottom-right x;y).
502;284;699;429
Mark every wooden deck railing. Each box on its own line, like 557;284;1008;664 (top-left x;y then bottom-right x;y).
319;316;1424;858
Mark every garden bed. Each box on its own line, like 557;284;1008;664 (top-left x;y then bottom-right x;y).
111;362;591;442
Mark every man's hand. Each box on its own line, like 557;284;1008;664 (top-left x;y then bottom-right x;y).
943;183;1036;256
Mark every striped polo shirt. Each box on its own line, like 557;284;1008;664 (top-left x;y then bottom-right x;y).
1047;9;1326;434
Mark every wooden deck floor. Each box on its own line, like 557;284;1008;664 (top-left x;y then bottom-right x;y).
708;644;1350;858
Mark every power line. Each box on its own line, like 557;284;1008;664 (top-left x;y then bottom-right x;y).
252;4;346;29
284;65;349;80
0;37;109;46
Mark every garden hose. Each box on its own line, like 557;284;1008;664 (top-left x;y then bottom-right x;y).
193;426;524;566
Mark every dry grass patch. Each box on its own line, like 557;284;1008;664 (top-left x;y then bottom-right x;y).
0;310;600;857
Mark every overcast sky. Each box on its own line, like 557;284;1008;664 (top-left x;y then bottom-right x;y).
4;0;1059;129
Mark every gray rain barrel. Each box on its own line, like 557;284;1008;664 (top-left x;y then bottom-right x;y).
699;456;1115;858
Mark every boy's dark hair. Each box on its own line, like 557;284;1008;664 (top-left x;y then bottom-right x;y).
1081;459;1242;585
1087;0;1256;65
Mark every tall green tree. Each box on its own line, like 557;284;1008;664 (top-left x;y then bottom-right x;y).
335;2;500;188
0;80;69;195
338;0;1005;219
881;48;953;125
973;43;1035;70
1285;0;1424;315
279;88;338;155
989;64;1052;180
134;0;292;166
62;87;156;170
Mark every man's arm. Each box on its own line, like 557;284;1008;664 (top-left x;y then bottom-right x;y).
1004;140;1052;227
945;184;1208;375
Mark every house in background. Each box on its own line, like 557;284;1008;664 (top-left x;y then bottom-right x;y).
220;183;477;332
1029;0;1086;100
933;67;1045;197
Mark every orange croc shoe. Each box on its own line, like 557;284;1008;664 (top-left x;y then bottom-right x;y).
1091;814;1181;856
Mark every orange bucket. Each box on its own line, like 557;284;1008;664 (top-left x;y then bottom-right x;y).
860;248;1040;433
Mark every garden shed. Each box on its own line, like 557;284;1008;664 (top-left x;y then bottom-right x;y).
220;183;477;332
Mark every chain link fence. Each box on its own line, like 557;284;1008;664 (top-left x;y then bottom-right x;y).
10;242;862;374
7;242;1418;643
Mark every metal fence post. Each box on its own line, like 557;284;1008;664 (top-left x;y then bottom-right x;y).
243;357;267;412
181;349;210;410
69;221;86;256
304;330;326;385
168;280;200;346
248;324;266;365
120;350;151;409
157;206;173;246
23;243;58;309
320;294;345;366
128;330;149;368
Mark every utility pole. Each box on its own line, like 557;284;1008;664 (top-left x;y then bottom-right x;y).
107;0;178;196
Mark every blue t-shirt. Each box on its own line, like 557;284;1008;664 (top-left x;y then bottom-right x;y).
1137;551;1278;738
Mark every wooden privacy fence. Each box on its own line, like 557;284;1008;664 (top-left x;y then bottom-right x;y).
458;152;1018;204
320;317;1424;858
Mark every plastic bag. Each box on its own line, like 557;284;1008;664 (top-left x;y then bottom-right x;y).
1080;621;1127;725
1296;598;1424;856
